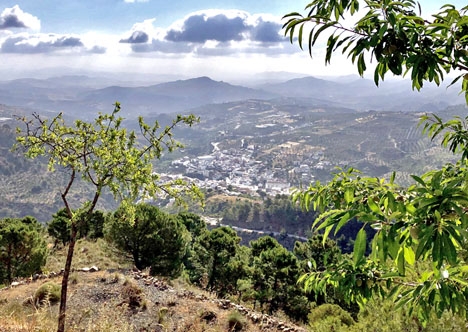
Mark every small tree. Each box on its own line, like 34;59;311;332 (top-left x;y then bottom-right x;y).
0;216;47;284
202;226;241;295
48;208;106;246
284;0;468;321
14;103;201;332
250;236;306;317
106;203;190;277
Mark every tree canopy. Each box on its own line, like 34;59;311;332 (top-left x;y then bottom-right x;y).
0;216;47;284
284;0;468;322
283;0;468;101
106;203;190;277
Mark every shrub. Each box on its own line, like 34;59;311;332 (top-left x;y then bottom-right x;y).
308;304;355;331
227;310;246;331
33;282;61;306
121;279;145;310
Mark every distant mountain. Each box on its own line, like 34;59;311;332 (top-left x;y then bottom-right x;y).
261;76;464;112
0;74;465;119
76;76;278;116
0;76;278;118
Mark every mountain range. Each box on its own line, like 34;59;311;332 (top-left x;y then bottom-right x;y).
0;74;465;120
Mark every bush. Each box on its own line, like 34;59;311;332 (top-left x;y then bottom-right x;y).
227;310;246;331
0;216;48;284
121;279;146;310
33;282;61;306
308;304;355;331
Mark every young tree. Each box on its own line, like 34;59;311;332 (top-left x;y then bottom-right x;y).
14;103;201;332
106;203;190;277
202;226;241;295
0;216;47;284
284;0;468;321
48;208;106;246
250;236;308;319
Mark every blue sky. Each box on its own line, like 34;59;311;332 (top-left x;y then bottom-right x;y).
0;1;465;82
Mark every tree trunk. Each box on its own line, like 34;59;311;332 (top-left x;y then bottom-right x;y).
57;223;78;332
6;243;12;283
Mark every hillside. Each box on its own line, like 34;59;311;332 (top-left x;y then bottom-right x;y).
0;99;464;230
0;239;306;332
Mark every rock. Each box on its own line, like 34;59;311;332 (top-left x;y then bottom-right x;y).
10;282;20;287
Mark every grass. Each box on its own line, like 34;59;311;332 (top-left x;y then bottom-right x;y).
44;237;132;273
227;310;247;331
0;238;299;332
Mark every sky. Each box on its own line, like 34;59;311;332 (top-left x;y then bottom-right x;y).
0;1;465;82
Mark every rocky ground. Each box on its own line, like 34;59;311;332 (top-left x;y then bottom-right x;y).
0;267;307;332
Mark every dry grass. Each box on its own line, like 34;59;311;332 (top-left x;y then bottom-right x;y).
44;238;132;272
0;239;303;332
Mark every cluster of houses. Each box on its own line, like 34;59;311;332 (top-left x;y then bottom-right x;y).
167;139;333;197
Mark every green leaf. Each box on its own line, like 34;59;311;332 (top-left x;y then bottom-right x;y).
404;246;416;265
344;187;354;203
367;198;382;215
353;227;367;267
334;211;351;235
442;232;457;265
411;175;426;187
397;247;406;276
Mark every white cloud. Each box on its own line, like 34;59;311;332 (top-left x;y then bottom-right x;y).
122;9;291;56
124;0;149;3
0;8;333;80
0;5;40;31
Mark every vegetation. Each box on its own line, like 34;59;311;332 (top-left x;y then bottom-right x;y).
106;203;190;277
0;216;47;284
14;103;201;332
33;282;61;307
227;310;247;331
48;208;105;246
285;0;468;322
283;0;468;100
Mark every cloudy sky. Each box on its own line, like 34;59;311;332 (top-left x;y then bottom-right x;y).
0;1;464;82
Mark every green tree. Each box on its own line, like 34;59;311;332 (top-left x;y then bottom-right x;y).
177;212;207;238
203;226;241;295
106;203;190;277
0;216;47;283
250;236;309;319
48;208;106;246
47;209;71;247
177;212;211;285
14;103;201;332
285;0;468;321
294;234;341;272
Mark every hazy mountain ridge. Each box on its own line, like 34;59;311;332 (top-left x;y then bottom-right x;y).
0;74;464;118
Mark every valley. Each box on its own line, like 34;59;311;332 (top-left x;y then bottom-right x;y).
0;75;465;237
